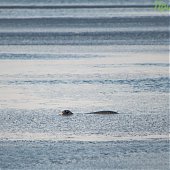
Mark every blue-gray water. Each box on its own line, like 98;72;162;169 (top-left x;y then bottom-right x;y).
0;0;169;169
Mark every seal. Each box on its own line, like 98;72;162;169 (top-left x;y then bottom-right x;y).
60;110;118;116
60;110;73;116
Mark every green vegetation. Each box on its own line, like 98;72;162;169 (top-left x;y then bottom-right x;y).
154;0;170;11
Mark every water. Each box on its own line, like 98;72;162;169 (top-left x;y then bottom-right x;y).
0;0;169;169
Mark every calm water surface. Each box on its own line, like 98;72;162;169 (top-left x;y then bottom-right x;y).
0;0;169;169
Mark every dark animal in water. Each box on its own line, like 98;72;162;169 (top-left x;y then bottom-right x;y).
60;110;118;116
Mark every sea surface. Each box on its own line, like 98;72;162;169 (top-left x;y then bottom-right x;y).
0;0;169;169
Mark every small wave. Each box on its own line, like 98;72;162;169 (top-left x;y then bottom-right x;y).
0;16;168;23
0;30;168;45
0;53;99;60
0;5;156;9
94;63;170;68
5;77;169;92
134;63;170;67
116;77;169;92
0;132;168;142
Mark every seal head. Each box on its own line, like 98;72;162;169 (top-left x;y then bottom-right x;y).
60;110;73;116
